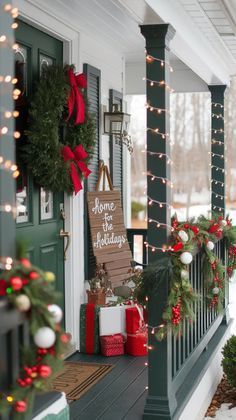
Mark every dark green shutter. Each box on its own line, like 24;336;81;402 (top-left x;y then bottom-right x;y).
109;89;123;196
83;64;101;280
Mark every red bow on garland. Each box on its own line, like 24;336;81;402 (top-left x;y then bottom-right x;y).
61;145;91;194
67;69;87;125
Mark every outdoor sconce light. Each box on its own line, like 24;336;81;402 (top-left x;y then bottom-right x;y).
104;104;133;153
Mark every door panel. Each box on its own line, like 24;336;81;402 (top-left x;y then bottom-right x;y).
15;21;65;312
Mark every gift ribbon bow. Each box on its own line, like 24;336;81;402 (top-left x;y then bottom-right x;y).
67;69;87;125
61;144;91;194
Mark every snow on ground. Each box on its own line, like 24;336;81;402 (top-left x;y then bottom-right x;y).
203;278;236;419
205;404;236;420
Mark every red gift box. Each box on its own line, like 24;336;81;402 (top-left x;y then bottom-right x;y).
126;306;144;334
126;332;148;356
100;334;125;357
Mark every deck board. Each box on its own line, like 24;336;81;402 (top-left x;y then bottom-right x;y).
68;352;147;420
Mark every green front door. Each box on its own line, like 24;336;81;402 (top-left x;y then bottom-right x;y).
15;21;65;311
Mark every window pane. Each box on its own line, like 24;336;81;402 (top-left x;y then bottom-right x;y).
16;169;29;223
171;92;211;220
40;188;54;220
225;78;236;221
126;95;147;228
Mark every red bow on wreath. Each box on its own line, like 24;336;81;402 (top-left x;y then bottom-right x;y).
67;69;87;125
61;145;91;194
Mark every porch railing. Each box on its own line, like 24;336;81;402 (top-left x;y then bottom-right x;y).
171;238;226;385
127;232;228;402
0;299;29;401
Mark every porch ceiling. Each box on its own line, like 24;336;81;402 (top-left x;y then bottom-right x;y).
16;0;236;87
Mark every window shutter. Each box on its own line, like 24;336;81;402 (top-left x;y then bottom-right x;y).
109;89;123;196
83;64;101;280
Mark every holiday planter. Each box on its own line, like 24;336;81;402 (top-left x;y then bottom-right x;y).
86;290;106;305
126;332;148;356
80;303;101;354
100;334;125;356
125;306;144;334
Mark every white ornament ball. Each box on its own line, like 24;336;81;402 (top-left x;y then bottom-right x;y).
178;230;189;243
180;251;193;265
48;304;63;323
220;219;227;227
206;241;214;251
212;287;219;295
34;327;56;349
15;294;31;312
181;269;189;280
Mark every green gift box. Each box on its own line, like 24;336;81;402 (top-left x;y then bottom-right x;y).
80;303;101;354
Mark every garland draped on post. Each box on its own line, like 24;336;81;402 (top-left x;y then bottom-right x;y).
134;214;236;340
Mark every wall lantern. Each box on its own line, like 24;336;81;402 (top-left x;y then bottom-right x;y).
104;104;133;153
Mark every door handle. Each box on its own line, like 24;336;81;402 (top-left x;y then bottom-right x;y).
59;229;70;260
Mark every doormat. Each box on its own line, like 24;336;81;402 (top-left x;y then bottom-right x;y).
52;361;113;402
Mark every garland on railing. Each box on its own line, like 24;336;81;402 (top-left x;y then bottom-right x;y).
0;258;70;418
133;214;236;341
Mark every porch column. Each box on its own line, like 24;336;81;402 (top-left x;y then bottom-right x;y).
140;24;176;419
0;0;15;257
208;85;226;216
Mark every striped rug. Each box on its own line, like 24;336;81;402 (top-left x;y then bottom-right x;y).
53;361;113;402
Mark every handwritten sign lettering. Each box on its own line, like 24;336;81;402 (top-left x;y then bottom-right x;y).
87;191;132;286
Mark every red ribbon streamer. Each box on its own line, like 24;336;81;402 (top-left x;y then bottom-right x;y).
61;144;91;194
85;303;95;354
67;69;87;125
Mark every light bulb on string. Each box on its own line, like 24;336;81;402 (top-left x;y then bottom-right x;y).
212;102;224;108
145;53;173;72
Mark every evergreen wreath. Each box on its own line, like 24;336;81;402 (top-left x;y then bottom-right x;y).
133;214;236;340
0;257;70;418
25;64;95;194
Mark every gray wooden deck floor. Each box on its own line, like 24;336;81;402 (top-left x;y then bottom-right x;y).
68;352;148;420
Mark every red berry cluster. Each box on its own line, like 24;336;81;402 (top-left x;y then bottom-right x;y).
17;363;52;388
171;302;181;325
210;295;218;307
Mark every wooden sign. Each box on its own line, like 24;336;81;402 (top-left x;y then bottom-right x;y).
87;190;132;287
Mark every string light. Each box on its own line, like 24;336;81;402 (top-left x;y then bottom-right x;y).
147;127;169;139
212;205;224;211
209;152;224;159
211;191;226;200
147;173;173;188
146;53;173;72
142;77;174;92
212;139;224;146
212;102;223;108
143;150;173;164
0;35;6;42
146;103;171;115
148;218;174;231
210;164;224;173
0;204;17;216
211;179;224;187
212;113;224;120
148;196;172;209
211;128;224;134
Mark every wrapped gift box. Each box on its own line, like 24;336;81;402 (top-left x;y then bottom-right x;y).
125;306;144;334
100;334;125;356
80;303;101;354
99;305;132;336
126;331;148;356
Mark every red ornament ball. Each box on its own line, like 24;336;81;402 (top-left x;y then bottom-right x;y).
24;377;33;385
10;276;23;291
29;271;40;280
14;400;27;413
37;364;52;378
20;258;31;268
